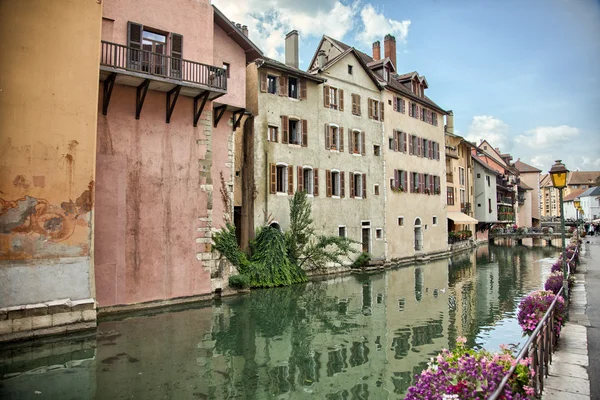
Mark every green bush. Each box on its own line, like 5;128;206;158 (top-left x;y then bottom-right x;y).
351;252;371;269
228;274;250;289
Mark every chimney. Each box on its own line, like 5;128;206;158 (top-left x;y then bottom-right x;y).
372;41;381;61
285;30;299;69
317;50;326;69
384;34;396;68
446;110;454;135
241;25;248;37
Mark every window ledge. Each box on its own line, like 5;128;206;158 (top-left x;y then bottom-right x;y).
332;195;341;199
288;97;300;102
352;153;362;157
288;143;302;148
276;192;289;197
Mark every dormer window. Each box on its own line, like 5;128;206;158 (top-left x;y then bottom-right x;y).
383;67;389;82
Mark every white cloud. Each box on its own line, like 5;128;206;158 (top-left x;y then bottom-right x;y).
514;125;579;148
356;4;411;45
464;115;511;151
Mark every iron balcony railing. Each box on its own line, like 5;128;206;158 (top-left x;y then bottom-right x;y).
461;202;471;214
100;41;227;91
488;248;578;399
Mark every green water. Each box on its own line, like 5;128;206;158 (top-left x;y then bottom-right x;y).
0;244;558;399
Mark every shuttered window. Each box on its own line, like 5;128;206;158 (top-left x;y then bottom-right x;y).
170;33;183;78
127;22;143;69
299;78;307;100
351;94;361;116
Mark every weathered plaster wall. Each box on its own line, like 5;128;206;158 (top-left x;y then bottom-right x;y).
385;91;447;259
0;0;101;307
520;171;540;220
95;86;213;307
473;163;498;223
213;24;246;108
517;190;533;228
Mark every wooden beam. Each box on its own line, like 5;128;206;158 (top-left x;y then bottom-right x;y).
135;79;150;120
102;73;116;115
213;105;227;128
232;109;245;130
166;85;182;123
193;91;209;127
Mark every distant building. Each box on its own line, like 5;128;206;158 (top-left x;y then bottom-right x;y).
514;159;541;227
540;171;600;217
472;156;499;240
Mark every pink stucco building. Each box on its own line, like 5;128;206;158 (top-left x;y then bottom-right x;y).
95;0;261;310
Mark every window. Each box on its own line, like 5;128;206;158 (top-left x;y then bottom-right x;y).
488;199;492;213
393;96;404;113
348;65;353;74
388;138;394;150
432;112;438;126
411;102;417;118
460;189;466;205
486;175;491;187
412;172;420;193
351;93;361;115
477;173;481;179
398;217;404;226
433;216;438;225
325;86;339;109
329;125;340;150
267;75;277;94
339;226;346;237
302;168;314;195
373;144;380;156
376;228;382;239
289;119;300;145
353;130;361;154
447;187;455;205
268;126;278;142
353;173;363;198
223;62;230;78
276;165;288;193
331;171;340;196
374;184;380;195
369;99;380;120
288;76;298;98
420;108;426;121
383;67;389;82
459;167;465;185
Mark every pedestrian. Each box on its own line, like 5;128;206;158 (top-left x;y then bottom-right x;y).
590;224;596;236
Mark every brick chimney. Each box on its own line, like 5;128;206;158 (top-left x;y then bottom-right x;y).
241;25;248;37
384;34;396;68
285;30;299;69
372;41;381;61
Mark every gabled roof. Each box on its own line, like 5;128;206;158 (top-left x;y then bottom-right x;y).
213;6;262;62
564;188;587;201
518;181;533;191
367;57;396;73
579;186;600;197
472;155;500;175
568;171;600;185
514;160;542;173
256;57;326;82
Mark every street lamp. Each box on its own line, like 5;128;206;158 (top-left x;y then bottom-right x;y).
574;197;581;240
549;160;569;305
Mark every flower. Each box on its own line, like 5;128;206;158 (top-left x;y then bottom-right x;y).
517;290;566;335
456;336;467;344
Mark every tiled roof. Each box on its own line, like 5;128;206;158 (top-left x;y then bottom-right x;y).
257;57;326;82
579;186;600;197
568;171;600;185
518;181;533;190
564;188;587;201
472;155;500;175
514;160;542;173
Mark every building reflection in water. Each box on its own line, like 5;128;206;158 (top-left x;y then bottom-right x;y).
0;244;559;399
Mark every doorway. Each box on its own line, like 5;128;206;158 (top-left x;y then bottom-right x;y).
361;221;371;254
414;218;423;251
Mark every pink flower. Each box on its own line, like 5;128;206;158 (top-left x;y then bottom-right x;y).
456;337;467;344
524;385;535;396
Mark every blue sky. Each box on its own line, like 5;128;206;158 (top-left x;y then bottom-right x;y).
214;0;600;173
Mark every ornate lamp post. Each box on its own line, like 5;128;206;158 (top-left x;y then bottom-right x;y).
549;160;569;305
574;197;581;240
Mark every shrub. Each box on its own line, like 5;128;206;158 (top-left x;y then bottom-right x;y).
228;274;250;289
405;338;533;399
517;290;566;335
351;252;371;269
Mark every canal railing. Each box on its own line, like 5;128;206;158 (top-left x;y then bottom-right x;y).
488;247;578;399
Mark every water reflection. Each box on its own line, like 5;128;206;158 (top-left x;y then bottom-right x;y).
0;244;558;399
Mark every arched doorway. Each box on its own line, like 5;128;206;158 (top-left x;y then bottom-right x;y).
269;222;282;231
414;218;423;251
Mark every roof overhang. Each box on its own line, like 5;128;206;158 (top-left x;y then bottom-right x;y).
447;212;478;224
213;6;263;63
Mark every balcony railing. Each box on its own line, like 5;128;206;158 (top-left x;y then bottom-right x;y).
100;41;227;91
497;196;513;206
446;147;459;158
461;202;471;214
518;195;526;205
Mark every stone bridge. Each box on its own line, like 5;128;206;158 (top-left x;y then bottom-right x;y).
489;232;573;245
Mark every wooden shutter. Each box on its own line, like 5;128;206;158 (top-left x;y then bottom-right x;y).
408;134;413;155
392;130;398;152
260;72;267;92
380;102;384;121
339;89;344;111
302;119;308;147
324;85;330;108
348;129;353;154
314;169;319;196
281;116;289;144
350;172;354;198
429;141;433;159
421;173;425;193
127;22;143;68
351;94;356;114
401;99;406;113
402;132;407;152
357;95;361;115
363;174;367;198
288;165;294;194
436;142;440;160
417;137;422;157
297;166;304;192
326;170;332;197
170;33;183;76
340;172;345;198
368;98;373;119
393;96;398;111
403;171;408;192
339;127;344;151
270;163;276;193
299;78;307;100
394;169;400;189
324;124;330;149
279;74;287;96
361;131;365;155
408;102;413;117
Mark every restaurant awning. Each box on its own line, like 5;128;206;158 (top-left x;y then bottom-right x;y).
447;212;478;224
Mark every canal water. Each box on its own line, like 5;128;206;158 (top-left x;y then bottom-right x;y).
0;244;558;399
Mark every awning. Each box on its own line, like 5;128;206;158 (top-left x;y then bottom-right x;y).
447;212;478;224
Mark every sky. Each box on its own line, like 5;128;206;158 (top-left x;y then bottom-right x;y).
213;0;600;173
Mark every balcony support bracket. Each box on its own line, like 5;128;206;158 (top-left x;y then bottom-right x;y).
102;73;116;116
136;79;150;120
232;109;246;130
193;91;210;127
213;105;227;128
166;85;182;124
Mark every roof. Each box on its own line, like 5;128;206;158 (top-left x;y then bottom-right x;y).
514;160;542;173
540;173;552;187
213;6;262;62
518;181;533;191
309;35;447;114
579;186;600;197
256;57;326;82
564;188;587;201
568;171;600;185
472;155;500;175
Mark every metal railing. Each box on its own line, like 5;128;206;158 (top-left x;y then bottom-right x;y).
461;202;471;214
100;41;227;90
489;247;578;399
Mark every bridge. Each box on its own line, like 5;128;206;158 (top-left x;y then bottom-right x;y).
489;231;573;245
